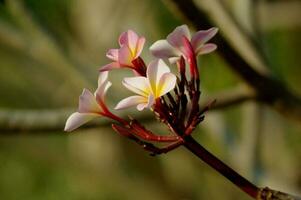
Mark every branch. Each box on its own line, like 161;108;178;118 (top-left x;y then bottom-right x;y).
0;108;152;133
0;108;73;133
202;86;256;110
0;87;255;133
163;0;301;124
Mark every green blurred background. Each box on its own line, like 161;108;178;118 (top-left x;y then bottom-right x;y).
0;0;300;199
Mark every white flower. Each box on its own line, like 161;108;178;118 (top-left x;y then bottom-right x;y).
64;72;111;132
115;59;176;111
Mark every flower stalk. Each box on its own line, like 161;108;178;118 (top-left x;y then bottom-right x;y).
183;135;259;198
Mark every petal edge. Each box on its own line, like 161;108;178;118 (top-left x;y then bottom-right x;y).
115;95;147;110
64;112;98;132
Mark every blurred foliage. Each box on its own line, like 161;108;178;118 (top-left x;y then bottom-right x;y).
0;0;300;200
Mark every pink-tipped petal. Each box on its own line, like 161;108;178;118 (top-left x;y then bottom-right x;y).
106;49;119;61
196;43;217;55
157;73;177;96
167;25;191;49
191;27;218;52
147;59;170;96
119;30;139;51
149;40;180;59
118;44;133;66
78;89;101;113
64;112;99;132
115;95;147;110
134;37;145;58
119;31;128;46
122;77;150;97
181;36;195;58
100;62;121;72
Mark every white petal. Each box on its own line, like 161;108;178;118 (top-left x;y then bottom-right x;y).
167;24;191;49
115;95;147;110
137;94;155;111
191;27;218;51
122;76;150;97
168;57;181;64
196;43;217;55
98;71;109;87
136;103;148;111
95;81;112;103
157;73;177;97
147;59;170;95
64;112;99;132
147;94;155;108
78;89;101;113
149;40;180;59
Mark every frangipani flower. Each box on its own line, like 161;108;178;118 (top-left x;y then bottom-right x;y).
150;25;218;63
115;59;176;111
100;30;145;72
64;72;112;132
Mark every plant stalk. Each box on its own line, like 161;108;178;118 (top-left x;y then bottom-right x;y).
183;136;301;200
183;135;259;198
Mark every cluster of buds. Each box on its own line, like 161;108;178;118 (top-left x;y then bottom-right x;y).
65;25;218;155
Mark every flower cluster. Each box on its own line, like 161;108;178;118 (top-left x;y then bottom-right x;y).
65;25;218;155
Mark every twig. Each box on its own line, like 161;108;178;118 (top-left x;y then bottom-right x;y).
0;87;255;132
203;85;257;110
0;108;151;133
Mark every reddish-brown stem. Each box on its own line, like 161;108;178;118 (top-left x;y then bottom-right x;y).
180;37;201;131
176;56;188;122
183;135;260;199
132;57;147;76
185;63;200;129
103;111;128;125
98;100;128;125
129;119;180;142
